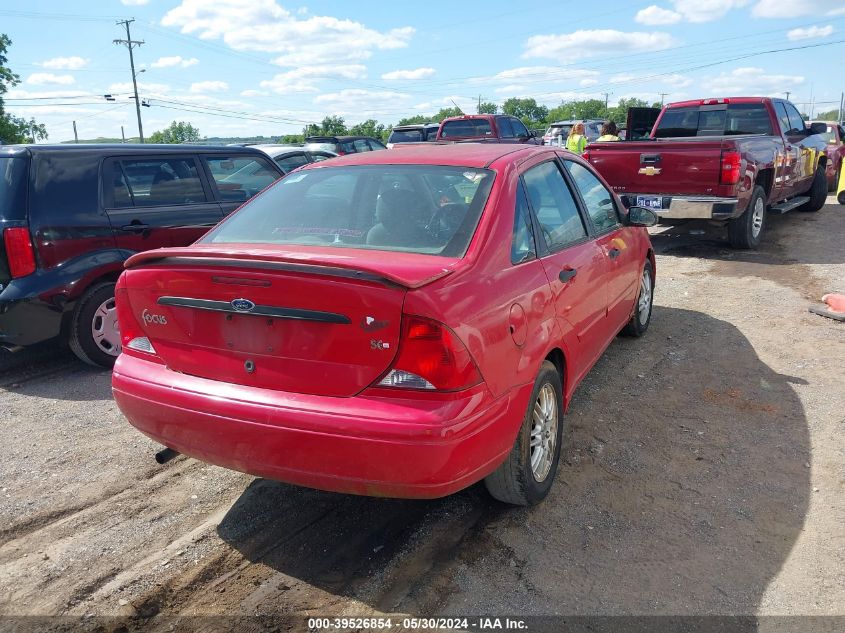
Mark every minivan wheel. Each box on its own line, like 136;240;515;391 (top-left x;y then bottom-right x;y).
622;259;654;337
68;282;121;368
484;361;563;506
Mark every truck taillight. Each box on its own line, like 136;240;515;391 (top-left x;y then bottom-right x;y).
720;150;742;185
3;227;36;278
376;315;482;391
582;149;592;162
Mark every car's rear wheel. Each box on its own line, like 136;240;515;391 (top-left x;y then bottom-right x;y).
484;361;563;506
799;165;827;212
622;259;654;337
68;282;121;368
728;186;766;249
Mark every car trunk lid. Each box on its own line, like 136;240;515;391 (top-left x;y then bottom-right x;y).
122;245;460;396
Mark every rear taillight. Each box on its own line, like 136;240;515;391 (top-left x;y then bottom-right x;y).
3;227;36;278
377;315;481;391
115;277;158;358
720;150;742;185
582;149;592;162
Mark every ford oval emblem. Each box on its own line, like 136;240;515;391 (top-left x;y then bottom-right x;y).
231;298;256;312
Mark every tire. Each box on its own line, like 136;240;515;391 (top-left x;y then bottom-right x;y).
68;282;121;368
799;165;827;212
622;259;654;337
484;361;563;506
728;185;766;249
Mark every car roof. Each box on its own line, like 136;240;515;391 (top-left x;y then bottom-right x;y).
392;123;439;131
0;143;267;157
305;142;545;169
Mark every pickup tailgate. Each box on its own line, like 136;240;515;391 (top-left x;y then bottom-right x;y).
587;138;729;197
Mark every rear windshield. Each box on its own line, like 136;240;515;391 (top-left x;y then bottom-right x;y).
440;119;493;139
202;165;495;257
654;104;773;138
388;129;424;144
0;157;29;221
304;142;338;153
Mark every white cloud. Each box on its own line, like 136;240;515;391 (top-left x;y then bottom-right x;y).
635;5;683;24
313;89;410;113
190;80;229;93
108;81;172;95
663;73;694;87
670;0;749;22
703;67;804;94
752;0;845;17
259;64;367;93
26;73;75;85
121;0;150;5
381;68;435;80
580;78;600;87
38;56;88;70
240;89;270;97
162;0;414;66
151;56;200;68
787;24;835;40
523;29;676;61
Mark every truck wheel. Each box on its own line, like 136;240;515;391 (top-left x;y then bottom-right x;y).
484;361;563;506
799;165;827;212
728;186;766;249
68;282;121;368
622;259;654;337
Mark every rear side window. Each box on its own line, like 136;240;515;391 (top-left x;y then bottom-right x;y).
353;139;371;153
512;181;536;264
522;161;587;251
204;155;279;202
368;139;386;150
655;104;774;137
511;118;530;138
120;157;207;207
202;165;495;258
498;117;515;138
0;157;29;221
440;119;493;138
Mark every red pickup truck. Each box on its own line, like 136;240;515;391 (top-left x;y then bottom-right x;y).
436;114;541;144
584;97;829;248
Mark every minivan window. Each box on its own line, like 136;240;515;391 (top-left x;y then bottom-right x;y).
202;165;495;258
0;157;29;221
120;157;207;206
440;119;493;138
654;103;774;137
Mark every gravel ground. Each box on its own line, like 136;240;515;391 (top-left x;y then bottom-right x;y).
1;199;843;630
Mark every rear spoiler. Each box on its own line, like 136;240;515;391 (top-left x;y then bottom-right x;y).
124;247;457;289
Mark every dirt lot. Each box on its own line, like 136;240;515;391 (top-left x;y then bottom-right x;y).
1;199;843;630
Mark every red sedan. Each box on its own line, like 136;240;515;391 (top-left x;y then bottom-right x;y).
112;144;657;506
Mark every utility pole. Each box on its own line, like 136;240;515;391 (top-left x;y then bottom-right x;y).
73;121;78;143
29;120;36;144
478;94;481;114
121;125;126;143
785;91;791;101
114;19;145;143
659;92;669;107
839;91;844;123
601;92;611;110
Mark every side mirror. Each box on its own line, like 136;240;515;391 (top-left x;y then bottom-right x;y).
627;206;659;227
808;122;828;135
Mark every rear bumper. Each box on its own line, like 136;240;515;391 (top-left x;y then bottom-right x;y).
112;353;528;499
0;287;65;347
624;194;740;220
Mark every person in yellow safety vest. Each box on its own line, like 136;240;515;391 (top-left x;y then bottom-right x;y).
596;120;620;142
565;123;587;155
838;161;845;204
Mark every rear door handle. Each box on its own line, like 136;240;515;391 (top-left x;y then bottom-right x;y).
559;268;577;282
121;223;151;233
607;248;621;260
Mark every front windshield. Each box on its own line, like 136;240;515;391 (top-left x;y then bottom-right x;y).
202;164;495;258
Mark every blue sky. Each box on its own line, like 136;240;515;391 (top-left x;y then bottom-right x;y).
3;0;845;141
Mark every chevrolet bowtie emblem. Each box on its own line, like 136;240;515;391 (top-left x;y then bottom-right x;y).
638;166;662;176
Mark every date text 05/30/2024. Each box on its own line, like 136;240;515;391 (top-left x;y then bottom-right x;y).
308;617;528;630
